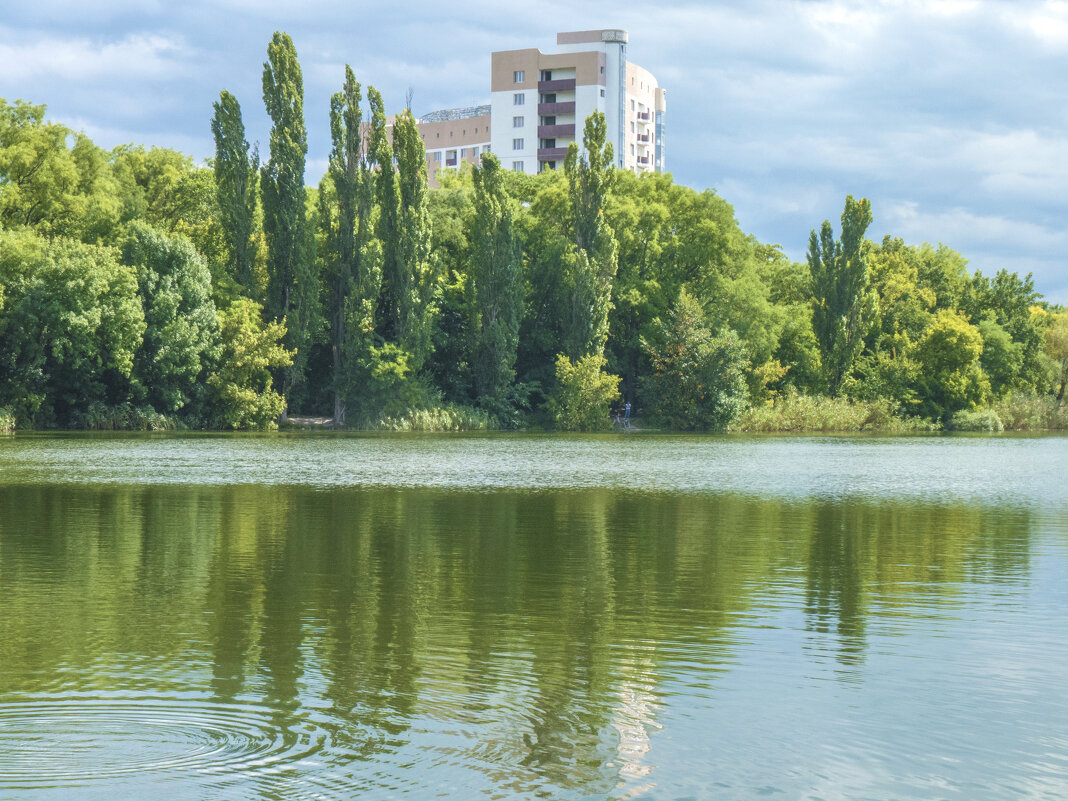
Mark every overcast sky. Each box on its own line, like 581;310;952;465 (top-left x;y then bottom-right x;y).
1;0;1065;301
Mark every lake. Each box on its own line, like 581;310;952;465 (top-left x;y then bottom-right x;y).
1;433;1066;800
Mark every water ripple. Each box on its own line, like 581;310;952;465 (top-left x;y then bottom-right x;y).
0;695;337;792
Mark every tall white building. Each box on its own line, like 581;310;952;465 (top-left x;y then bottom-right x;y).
488;29;666;176
410;29;666;184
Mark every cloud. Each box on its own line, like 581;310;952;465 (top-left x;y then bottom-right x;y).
0;0;1064;299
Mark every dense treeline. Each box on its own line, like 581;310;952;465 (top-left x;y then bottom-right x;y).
1;32;1065;432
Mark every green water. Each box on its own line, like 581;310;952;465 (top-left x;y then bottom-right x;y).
1;434;1066;799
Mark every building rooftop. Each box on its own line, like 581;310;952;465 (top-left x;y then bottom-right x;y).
418;105;491;123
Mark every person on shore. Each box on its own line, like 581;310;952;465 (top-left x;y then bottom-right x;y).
624;402;631;429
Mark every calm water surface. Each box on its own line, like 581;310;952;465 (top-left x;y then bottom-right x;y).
0;433;1066;800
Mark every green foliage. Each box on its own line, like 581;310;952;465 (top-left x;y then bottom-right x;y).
548;352;621;432
322;65;371;423
809;195;876;395
0;230;144;426
0;98;121;242
913;309;990;421
641;290;749;431
261;31;312;341
211;90;258;289
122;223;219;415
0;406;14;433
469;153;522;414
206;297;293;429
1043;307;1068;401
561;112;618;359
733;389;936;433
390;109;437;369
993;392;1068;430
950;408;1004;432
367;404;493;432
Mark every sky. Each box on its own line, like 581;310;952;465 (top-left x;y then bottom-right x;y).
1;0;1065;302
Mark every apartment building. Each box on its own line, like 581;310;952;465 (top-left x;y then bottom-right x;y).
409;29;665;184
489;29;666;175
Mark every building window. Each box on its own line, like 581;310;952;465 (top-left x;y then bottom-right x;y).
630;99;635;111
513;115;524;127
434;152;441;161
630;144;635;155
630;122;635;133
540;69;552;81
600;89;605;97
600;66;605;74
514;70;525;83
513;161;523;172
512;138;524;150
482;145;491;153
513;93;525;105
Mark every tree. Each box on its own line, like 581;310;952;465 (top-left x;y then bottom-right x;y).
641;289;749;431
0;230;144;425
809;195;876;395
0;98;121;242
390;109;437;369
1044;308;1068;402
562;111;618;359
206;298;293;429
547;353;620;432
121;223;219;415
913;309;989;421
211;90;258;290
322;65;370;423
469;153;522;414
261;31;316;403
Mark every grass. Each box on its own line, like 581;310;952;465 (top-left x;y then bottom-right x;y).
363;404;494;432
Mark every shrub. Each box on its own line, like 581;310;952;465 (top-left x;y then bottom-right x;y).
547;353;621;432
0;407;14;433
732;389;937;433
367;404;494;432
992;392;1068;430
950;408;1004;432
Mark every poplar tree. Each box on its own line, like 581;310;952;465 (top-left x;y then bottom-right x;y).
210;90;258;291
562;111;619;359
260;31;315;403
391;109;436;369
469;153;522;412
808;195;875;395
368;87;400;340
322;65;375;423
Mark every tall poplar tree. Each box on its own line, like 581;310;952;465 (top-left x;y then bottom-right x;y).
391;109;436;369
260;31;315;403
469;153;522;412
322;65;374;423
368;87;400;341
562;111;619;359
808;195;876;395
210;90;257;291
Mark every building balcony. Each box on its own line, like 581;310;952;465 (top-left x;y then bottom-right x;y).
538;124;575;138
537;147;569;161
637;155;650;165
637;111;651;122
538;78;576;93
538;101;575;116
637;133;651;143
445;158;457;167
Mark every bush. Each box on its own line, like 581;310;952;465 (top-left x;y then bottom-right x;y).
991;392;1068;430
0;407;14;433
367;404;494;432
546;353;621;432
732;389;937;433
70;402;178;431
950;408;1004;432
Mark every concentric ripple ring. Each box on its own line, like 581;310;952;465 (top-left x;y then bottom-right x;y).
0;695;335;789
